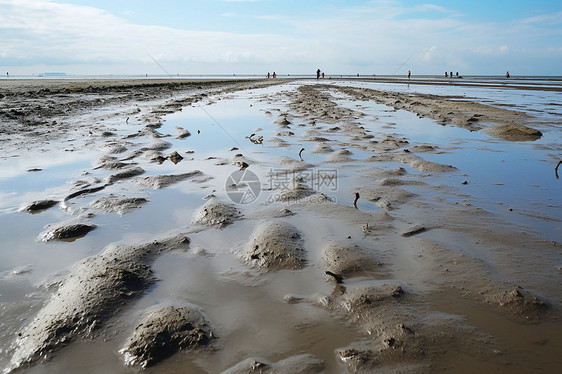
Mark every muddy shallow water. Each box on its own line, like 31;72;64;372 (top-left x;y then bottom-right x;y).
0;79;561;373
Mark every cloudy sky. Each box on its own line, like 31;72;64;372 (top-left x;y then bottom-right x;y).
1;0;561;76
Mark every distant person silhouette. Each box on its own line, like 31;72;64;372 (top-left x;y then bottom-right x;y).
267;72;270;79
273;72;276;78
408;70;411;79
506;71;510;78
322;72;324;78
316;69;321;79
445;72;448;78
6;72;8;78
450;72;453;78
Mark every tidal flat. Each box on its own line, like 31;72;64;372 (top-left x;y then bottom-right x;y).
0;77;560;373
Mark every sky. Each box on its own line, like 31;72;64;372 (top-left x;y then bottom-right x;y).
1;0;561;76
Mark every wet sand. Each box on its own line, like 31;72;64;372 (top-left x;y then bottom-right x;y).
0;78;560;373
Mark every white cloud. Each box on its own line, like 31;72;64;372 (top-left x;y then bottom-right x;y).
0;0;560;75
0;0;306;70
522;12;562;25
421;46;438;62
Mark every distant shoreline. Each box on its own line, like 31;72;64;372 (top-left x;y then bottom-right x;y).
1;75;561;93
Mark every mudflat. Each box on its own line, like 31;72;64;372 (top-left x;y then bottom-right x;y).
0;77;560;373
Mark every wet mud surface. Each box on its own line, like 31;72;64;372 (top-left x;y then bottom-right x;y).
0;78;560;373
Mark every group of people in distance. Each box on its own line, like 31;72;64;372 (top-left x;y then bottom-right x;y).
445;71;460;78
266;72;276;79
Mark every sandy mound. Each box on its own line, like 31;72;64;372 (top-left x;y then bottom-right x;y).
7;235;190;372
94;156;135;170
175;126;191;139
277;156;314;172
135;170;204;188
146;139;172;151
234;220;306;271
309;281;496;373
481;284;548;321
326;149;353;163
193;199;240;228
121;304;214;368
309;143;333;153
38;221;96;242
222;354;324;374
272;177;315;203
21;199;59;213
321;240;382;275
90;195;148;215
100;142;129;154
487;124;543;141
106;167;145;183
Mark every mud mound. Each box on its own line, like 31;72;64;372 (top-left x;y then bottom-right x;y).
38;222;96;242
335;314;494;373
409;144;439;153
222;353;324;374
21;199;58;213
277;156;314;172
408;158;456;173
121;304;214;368
135;170;204;188
482;284;548;321
175;126;191;139
487;124;542;141
326;149;353;163
193;199;240;228
7;235;190;372
90;195;148;215
311;281;496;373
94;156;134;170
310;143;333;154
234;220;306;271
146;139;172;151
106;167;145;183
272;177;314;203
321;241;381;275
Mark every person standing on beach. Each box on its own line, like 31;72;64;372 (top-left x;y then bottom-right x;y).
322;72;325;79
6;72;8;78
316;69;321;79
408;70;411;79
506;71;510;78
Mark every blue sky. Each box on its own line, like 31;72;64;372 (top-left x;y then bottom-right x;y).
1;0;561;75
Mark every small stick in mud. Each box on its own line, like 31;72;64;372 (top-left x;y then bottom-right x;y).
556;161;561;179
325;271;344;284
299;148;305;161
362;223;371;238
353;192;360;209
